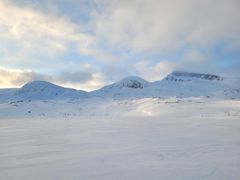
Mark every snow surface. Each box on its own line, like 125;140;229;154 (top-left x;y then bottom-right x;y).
0;97;240;180
0;71;240;179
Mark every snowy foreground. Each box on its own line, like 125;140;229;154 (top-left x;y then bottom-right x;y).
0;97;240;180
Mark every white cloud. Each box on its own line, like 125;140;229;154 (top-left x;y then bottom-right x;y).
0;66;49;88
0;0;95;55
60;73;106;91
0;0;239;89
0;66;106;91
93;0;240;54
1;0;240;59
55;64;107;91
134;60;177;81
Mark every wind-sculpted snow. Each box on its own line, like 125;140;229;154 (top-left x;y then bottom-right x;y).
0;96;239;119
0;97;240;180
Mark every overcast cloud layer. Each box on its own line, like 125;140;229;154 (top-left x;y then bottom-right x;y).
0;0;239;90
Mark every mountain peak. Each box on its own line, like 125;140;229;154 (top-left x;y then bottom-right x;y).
1;71;239;101
113;76;149;89
15;80;67;97
13;80;86;100
21;80;62;90
164;71;223;81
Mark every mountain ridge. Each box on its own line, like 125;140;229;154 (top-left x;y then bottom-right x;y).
0;71;239;101
163;71;224;82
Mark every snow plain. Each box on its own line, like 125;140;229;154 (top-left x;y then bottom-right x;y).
0;97;240;180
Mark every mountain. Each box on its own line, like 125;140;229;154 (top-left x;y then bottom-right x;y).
100;76;150;89
147;71;227;97
8;81;87;101
0;71;239;102
90;76;150;98
163;71;223;81
91;71;240;99
0;88;18;102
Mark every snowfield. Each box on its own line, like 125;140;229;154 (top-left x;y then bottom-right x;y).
0;97;240;180
0;71;240;179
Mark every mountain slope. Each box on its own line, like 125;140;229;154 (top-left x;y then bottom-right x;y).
0;88;19;102
145;71;240;98
0;71;239;102
146;71;226;97
90;76;150;98
164;71;223;81
11;81;87;101
90;71;240;99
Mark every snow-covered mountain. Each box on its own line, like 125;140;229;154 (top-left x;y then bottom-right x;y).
0;71;239;102
164;71;223;81
150;71;240;98
91;71;240;99
90;76;150;98
0;81;87;102
0;88;18;102
147;71;227;98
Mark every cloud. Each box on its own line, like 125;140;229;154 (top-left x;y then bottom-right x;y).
0;0;95;56
55;64;106;91
2;0;240;59
134;60;177;81
0;0;239;90
88;0;240;78
0;0;126;73
0;67;50;88
92;0;240;55
0;66;106;91
58;73;106;91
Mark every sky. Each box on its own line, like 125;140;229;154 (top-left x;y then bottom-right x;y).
0;0;239;91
